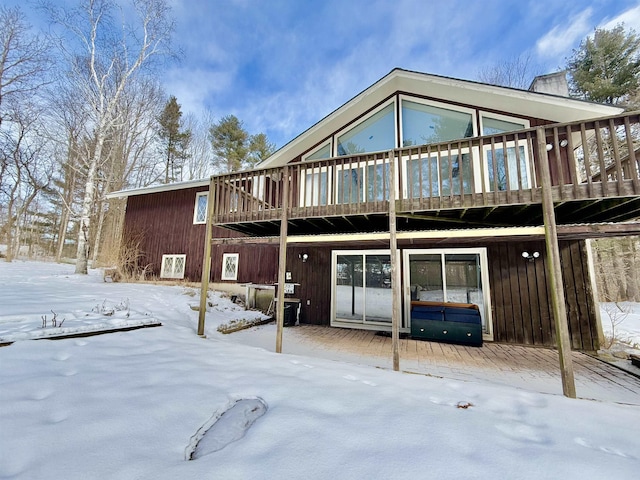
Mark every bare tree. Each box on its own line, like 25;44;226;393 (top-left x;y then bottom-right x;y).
93;77;166;264
182;111;214;180
44;0;175;274
477;53;543;89
0;6;52;129
0;102;53;261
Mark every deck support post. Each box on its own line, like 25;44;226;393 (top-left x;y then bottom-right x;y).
198;176;216;337
276;166;290;353
537;128;576;398
388;150;401;371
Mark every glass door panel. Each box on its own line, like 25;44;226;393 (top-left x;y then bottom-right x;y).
444;254;483;311
409;254;444;302
363;254;392;324
335;254;364;322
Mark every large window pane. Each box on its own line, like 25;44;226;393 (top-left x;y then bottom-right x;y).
487;146;528;190
366;163;390;201
408;156;440;198
304;170;328;206
337;104;395;155
402;100;473;147
307;142;331;160
337;167;363;204
440;153;472;195
482;117;525;135
409;254;444;302
483;116;529;191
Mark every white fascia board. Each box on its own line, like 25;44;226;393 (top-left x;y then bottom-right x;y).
106;178;210;199
286;226;546;244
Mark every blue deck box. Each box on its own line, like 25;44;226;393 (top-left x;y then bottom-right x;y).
410;301;483;347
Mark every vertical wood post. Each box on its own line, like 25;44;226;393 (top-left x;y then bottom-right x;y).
388;150;401;371
537;128;576;398
198;176;216;337
276;166;290;353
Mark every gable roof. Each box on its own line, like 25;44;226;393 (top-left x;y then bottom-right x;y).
259;68;623;169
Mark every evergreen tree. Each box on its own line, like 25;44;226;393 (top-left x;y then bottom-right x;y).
158;96;191;183
247;133;276;168
209;115;249;173
566;24;640;107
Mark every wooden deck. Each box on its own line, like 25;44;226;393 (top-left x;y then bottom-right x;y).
230;324;640;404
209;112;640;236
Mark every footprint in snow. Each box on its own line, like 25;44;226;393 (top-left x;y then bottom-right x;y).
575;437;635;459
342;375;377;386
186;397;268;460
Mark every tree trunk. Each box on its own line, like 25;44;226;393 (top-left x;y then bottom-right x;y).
55;208;70;262
92;198;106;263
75;136;103;274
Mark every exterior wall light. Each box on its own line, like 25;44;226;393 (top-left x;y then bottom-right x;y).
299;253;309;262
559;139;569;147
522;251;540;261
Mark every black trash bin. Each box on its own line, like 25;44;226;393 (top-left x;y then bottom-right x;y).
283;303;296;327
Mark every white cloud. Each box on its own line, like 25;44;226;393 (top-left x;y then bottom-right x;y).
536;8;593;59
601;4;640;31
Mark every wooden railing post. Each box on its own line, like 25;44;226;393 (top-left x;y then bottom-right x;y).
388;150;401;372
537;127;576;398
198;175;216;337
275;166;290;354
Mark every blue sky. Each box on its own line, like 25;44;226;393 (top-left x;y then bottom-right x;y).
12;0;640;148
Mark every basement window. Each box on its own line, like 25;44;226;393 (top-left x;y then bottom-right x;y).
221;253;239;281
160;254;186;279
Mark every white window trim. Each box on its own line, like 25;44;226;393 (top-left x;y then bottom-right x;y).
193;192;208;224
334;99;397;156
160;254;186;279
221;253;239;281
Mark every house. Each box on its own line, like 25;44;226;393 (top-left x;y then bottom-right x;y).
108;68;640;355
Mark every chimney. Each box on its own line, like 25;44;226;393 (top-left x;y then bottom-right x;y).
528;71;569;97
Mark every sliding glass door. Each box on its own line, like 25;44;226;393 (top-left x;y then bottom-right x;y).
404;248;492;337
333;250;393;326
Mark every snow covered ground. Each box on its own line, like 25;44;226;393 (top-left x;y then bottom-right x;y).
1;260;639;479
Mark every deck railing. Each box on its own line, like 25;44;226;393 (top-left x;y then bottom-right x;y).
211;112;640;225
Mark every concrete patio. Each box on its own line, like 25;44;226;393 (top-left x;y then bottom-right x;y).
226;324;640;405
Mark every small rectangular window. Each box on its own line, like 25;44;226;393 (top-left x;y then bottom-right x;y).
160;254;186;279
221;253;239;281
193;192;208;224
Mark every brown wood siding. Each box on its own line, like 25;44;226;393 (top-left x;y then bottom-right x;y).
122;187;243;281
487;240;598;351
210;244;279;285
286;246;332;325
